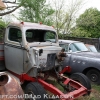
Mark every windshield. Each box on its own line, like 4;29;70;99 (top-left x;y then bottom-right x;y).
25;29;56;43
69;42;88;52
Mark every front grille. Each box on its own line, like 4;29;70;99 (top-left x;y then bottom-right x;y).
46;53;56;68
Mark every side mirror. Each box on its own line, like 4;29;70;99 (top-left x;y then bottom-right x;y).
39;49;43;56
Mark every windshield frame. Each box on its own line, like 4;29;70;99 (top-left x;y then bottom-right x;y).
25;29;57;43
22;28;60;47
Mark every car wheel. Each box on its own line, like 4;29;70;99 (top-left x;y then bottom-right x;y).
24;82;48;100
70;72;91;95
86;69;100;85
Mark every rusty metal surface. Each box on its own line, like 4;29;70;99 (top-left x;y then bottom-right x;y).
0;0;6;10
0;72;24;100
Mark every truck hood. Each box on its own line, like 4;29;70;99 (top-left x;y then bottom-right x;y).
30;45;62;51
70;51;100;58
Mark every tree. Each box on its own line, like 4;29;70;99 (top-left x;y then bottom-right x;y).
51;0;84;35
71;8;100;38
0;0;26;16
19;0;55;25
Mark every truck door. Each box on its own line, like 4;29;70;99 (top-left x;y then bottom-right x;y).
4;27;24;74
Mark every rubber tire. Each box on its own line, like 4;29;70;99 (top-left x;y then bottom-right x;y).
24;82;48;100
86;69;100;85
70;73;91;95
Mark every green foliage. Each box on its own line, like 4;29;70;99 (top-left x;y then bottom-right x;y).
19;0;55;25
71;8;100;38
0;19;8;41
0;20;7;28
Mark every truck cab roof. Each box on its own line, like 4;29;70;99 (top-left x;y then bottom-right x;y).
8;22;56;32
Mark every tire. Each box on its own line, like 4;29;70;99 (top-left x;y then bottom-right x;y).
86;69;100;85
70;73;91;95
24;82;48;100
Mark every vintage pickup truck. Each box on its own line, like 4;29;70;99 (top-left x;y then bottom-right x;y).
59;39;100;85
0;22;91;100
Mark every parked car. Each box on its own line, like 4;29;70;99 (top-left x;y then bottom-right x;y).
85;44;98;52
59;39;100;85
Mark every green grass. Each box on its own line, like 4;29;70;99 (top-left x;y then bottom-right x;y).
92;84;100;92
46;78;64;91
75;84;100;100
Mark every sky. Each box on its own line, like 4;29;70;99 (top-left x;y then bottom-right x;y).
85;0;100;10
80;0;100;13
47;0;100;17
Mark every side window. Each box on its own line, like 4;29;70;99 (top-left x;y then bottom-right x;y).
8;27;22;42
